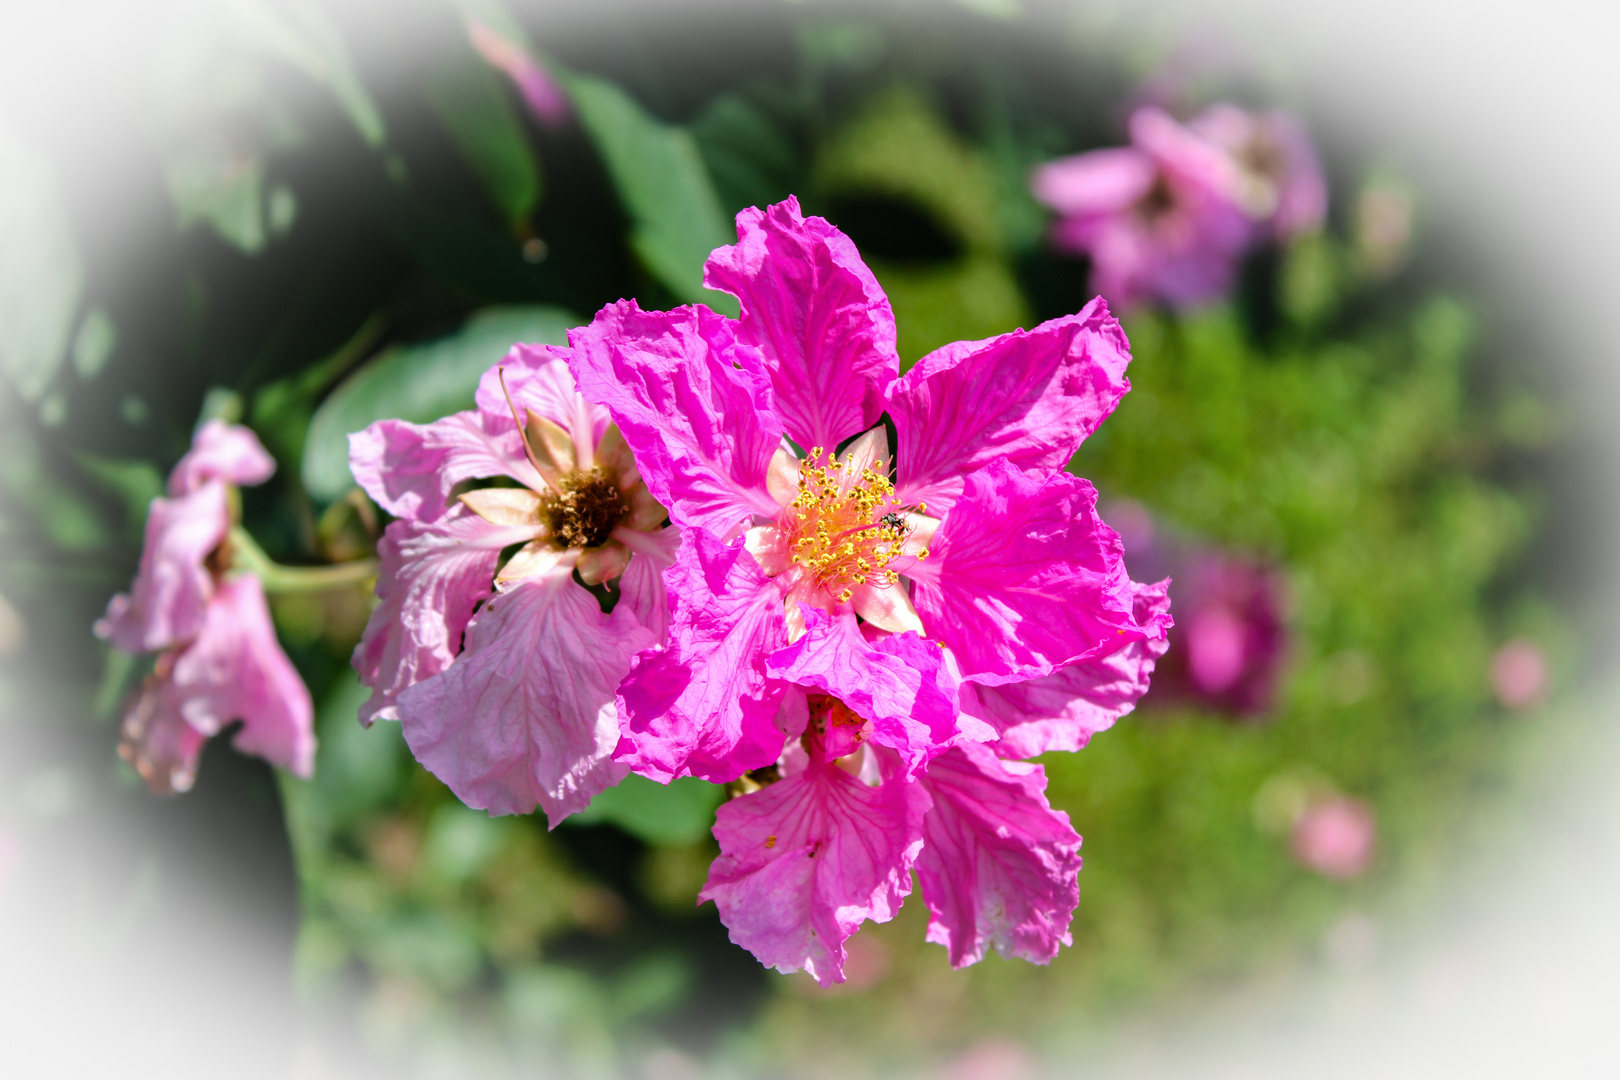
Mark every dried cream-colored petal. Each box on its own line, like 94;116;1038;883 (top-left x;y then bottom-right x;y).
621;480;668;532
525;408;577;483
835;426;891;488
851;580;925;635
576;539;630;586
766;444;801;507
498;539;573;583
595;423;638;489
459;488;543;527
779;570;830;644
901;513;940;560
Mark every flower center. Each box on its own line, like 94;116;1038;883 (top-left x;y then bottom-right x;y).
539;467;625;549
780;447;907;602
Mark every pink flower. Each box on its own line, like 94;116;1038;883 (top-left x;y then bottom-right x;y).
1031;107;1256;310
564;197;1168;981
1031;104;1327;309
1152;551;1287;717
1291;796;1376;880
1491;638;1549;711
96;422;313;794
1188;104;1327;242
348;344;676;825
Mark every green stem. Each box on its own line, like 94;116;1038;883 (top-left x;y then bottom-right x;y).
228;525;376;594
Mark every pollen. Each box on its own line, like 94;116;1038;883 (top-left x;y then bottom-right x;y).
780;447;908;598
539;466;625;549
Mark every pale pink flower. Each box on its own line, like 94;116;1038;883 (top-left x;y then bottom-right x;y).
96;422;313;794
1291;796;1376;880
465;16;570;128
1491;638;1549;711
348;344;675;824
1189;104;1327;242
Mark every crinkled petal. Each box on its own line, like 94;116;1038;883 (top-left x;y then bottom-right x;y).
170;575;316;779
348;411;543;523
765;607;986;772
916;741;1082;968
352;505;535;726
474;342;611;467
700;748;930;986
890;299;1131;515
702;197;897;452
614;526;682;643
568;300;783;537
965;578;1171;759
614;528;789;784
907;462;1167;684
95;482;229;653
398;567;653;826
168;420;276;496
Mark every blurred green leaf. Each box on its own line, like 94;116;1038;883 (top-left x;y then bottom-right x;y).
75;453;163;540
426;55;543;230
70;307;117;382
572;774;724;847
565;73;738;314
303;305;576;500
692;93;802;215
228;0;387;148
0;119;82;402
165;144;268;254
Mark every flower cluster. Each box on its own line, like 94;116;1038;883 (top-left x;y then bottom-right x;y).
97;421;314;794
352;197;1172;983
1031;104;1325;310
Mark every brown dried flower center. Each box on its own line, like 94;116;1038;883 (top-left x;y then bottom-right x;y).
540;467;624;549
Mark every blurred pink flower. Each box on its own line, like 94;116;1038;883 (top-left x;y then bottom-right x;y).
1156;552;1287;717
1189;104;1327;242
1030;106;1255;310
948;1039;1034;1080
1491;638;1549;711
349;345;674;825
1291;796;1376;880
465;16;570;127
96;421;313;794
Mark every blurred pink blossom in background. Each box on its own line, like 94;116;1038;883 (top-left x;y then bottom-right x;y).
465;16;571;127
1491;638;1549;711
1291;796;1376;880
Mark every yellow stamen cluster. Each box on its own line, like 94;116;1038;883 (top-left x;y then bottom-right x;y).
782;447;914;602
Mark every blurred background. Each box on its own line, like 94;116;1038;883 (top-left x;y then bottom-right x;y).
1;1;1617;1077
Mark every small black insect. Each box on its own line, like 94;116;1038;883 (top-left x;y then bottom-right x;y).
880;512;907;530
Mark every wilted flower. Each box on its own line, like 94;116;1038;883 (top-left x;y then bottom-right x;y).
567;197;1171;982
349;345;676;824
96;421;314;794
1031;104;1327;310
1291;795;1376;880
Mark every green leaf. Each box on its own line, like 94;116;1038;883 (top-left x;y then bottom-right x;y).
571;774;724;847
425;55;543;230
228;0;387;148
0;118;82;402
75;453;164;540
302;305;576;500
565;73;737;314
165;145;268;254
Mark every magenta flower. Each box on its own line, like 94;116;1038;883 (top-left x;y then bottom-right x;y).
1030;106;1257;310
1188;104;1327;242
348;343;676;824
565;197;1170;981
96;421;313;794
1155;552;1287;717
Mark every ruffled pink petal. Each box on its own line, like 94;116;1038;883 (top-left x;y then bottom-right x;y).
348;411;543;524
765;606;987;772
964;578;1171;759
567;300;784;538
906;461;1168;684
170;574;316;778
95;482;229;653
699;740;930;986
702;197;898;452
398;567;653;826
167;420;276;496
351;506;534;726
916;741;1082;968
890;299;1132;515
613;528;790;783
613;526;682;643
473;342;611;466
1030;147;1156;219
